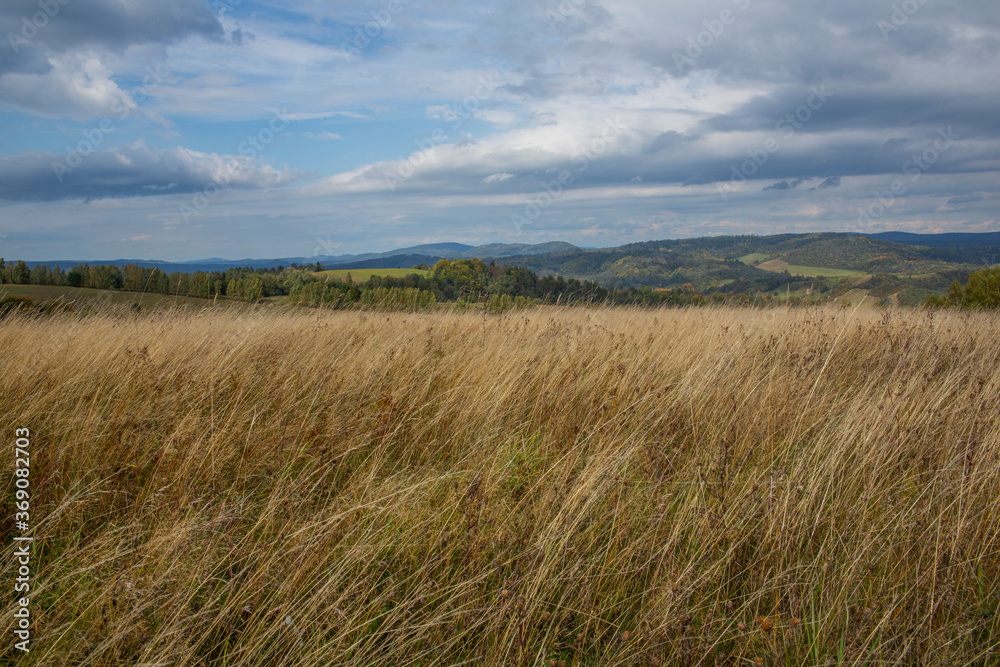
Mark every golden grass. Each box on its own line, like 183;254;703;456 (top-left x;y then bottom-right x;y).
1;305;999;665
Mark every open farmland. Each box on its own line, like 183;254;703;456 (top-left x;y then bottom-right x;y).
1;305;998;665
753;259;869;279
314;268;433;283
0;284;226;311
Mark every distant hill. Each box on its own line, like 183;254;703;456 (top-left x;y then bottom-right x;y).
475;233;992;306
368;243;474;259
17;233;999;300
21;257;331;274
331;255;443;270
457;241;577;258
20;241;578;273
866;231;1000;247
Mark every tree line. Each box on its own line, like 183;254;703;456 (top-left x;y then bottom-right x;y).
0;259;302;302
2;256;919;311
924;266;1000;309
1;257;723;308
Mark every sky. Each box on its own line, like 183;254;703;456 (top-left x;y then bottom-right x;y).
0;0;998;261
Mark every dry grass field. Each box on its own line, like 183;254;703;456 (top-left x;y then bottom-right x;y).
1;305;998;665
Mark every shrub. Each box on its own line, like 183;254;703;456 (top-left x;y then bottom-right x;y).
358;286;436;311
0;296;35;316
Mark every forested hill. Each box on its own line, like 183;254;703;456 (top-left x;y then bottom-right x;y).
492;232;999;290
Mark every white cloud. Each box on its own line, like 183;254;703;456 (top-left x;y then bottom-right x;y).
305;131;344;140
0;53;135;120
426;105;451;119
474;109;518;125
483;172;515;184
281;111;367;121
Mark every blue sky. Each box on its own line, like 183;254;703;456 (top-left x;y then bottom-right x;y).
1;0;998;261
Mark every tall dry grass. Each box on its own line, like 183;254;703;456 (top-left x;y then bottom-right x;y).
1;304;998;665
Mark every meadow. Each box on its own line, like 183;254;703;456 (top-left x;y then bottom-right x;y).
0;284;223;310
314;268;433;283
752;260;868;280
1;304;998;665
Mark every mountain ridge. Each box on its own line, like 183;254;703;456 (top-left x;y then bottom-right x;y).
18;241;578;274
15;233;1000;297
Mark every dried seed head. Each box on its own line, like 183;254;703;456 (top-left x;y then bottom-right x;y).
790;617;800;627
737;621;746;631
759;616;773;632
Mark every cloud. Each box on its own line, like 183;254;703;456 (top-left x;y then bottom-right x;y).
0;141;301;201
280;110;368;121
474;109;518;125
483;172;516;184
0;0;222;73
642;131;688;156
947;193;985;205
763;177;807;191
0;0;223;118
305;131;344;140
2;0;1000;260
425;105;451;119
702;87;1000;139
0;53;135;120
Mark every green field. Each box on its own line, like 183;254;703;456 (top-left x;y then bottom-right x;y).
314;268;432;282
0;284;227;310
736;252;771;265
782;265;868;278
754;258;867;278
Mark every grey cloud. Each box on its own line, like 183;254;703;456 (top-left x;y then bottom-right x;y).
1;0;223;75
947;193;985;205
0;142;302;201
641;131;686;156
701;87;1000;140
631;0;994;86
350;125;1000;202
879;138;910;154
1;0;225;118
763;178;807;191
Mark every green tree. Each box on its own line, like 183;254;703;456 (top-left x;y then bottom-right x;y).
30;264;57;285
961;266;1000;309
928;267;1000;309
65;265;85;288
13;260;30;285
